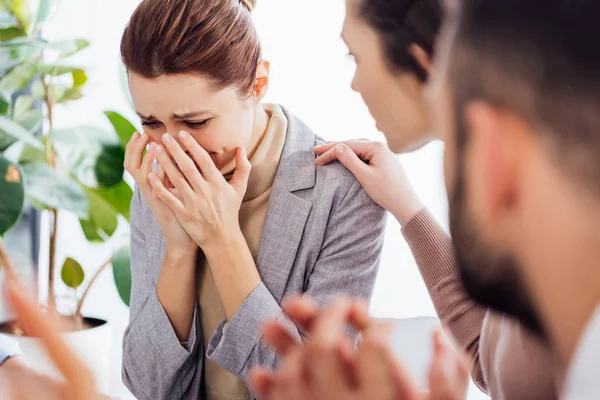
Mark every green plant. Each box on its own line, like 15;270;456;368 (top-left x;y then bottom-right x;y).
0;0;133;327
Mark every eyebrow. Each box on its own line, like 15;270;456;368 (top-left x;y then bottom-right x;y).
136;111;212;120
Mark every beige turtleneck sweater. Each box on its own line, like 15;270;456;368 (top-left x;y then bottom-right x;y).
197;104;287;400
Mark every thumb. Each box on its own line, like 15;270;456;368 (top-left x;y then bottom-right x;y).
329;144;372;185
230;146;252;192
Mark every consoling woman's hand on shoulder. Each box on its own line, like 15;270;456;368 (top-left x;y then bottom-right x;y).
314;141;424;226
150;131;252;251
124;132;196;253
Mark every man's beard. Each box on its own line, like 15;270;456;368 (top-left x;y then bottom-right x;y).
448;157;547;340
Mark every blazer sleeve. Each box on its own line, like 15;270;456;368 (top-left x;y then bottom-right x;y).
206;180;387;389
121;188;203;400
402;208;488;389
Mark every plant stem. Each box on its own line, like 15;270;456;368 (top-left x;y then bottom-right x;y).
75;258;112;318
43;76;58;310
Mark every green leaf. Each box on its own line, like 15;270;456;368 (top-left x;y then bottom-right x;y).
14;109;42;133
96;180;132;221
22;162;89;218
51;39;89;58
0;10;17;29
0;26;25;41
15;136;45;163
94;144;124;187
31;79;45;99
13;95;33;118
112;239;131;306
61;257;85;289
51;126;122;188
36;64;83;77
79;186;118;243
0;154;25;236
105;111;137;150
57;86;83;103
0;62;38;94
0;116;44;149
35;0;54;25
0;89;9;115
71;69;87;88
12;0;30;32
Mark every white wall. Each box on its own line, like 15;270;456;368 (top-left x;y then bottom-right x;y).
9;0;486;398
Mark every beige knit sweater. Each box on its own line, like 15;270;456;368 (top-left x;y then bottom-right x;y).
402;208;563;400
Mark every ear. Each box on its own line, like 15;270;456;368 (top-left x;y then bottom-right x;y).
253;60;270;101
463;102;525;238
409;44;432;75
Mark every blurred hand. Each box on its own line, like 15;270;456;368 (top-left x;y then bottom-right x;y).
314;141;424;226
0;278;108;400
249;296;469;400
151;131;251;250
124;132;196;253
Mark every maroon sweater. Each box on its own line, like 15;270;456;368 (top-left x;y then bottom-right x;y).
402;209;563;400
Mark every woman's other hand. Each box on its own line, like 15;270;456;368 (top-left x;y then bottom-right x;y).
314;141;424;226
152;131;252;251
124;132;196;253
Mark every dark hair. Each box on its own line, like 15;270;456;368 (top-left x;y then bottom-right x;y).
120;0;260;95
359;0;443;81
447;0;600;193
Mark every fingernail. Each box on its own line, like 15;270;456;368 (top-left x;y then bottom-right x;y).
241;146;247;157
148;173;156;182
156;145;163;154
162;133;171;143
178;130;188;140
133;131;140;139
137;132;145;141
336;144;345;155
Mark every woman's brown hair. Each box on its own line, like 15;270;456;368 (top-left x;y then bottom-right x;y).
121;0;260;94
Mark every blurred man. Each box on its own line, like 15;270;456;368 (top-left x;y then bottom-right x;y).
250;0;600;399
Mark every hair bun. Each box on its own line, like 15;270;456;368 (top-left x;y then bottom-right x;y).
240;0;256;12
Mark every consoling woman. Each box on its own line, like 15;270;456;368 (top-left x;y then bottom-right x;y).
119;0;386;399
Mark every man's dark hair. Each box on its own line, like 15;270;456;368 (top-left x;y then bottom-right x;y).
359;0;443;81
448;0;600;192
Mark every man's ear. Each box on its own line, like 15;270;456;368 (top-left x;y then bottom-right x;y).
409;44;432;75
463;101;526;236
253;60;270;100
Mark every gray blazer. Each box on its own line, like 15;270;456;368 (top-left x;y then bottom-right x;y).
122;107;387;400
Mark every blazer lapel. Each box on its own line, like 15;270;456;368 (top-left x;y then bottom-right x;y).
256;107;316;302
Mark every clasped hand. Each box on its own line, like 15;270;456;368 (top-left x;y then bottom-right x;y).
124;131;251;251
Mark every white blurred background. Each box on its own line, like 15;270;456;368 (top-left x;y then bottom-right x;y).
0;0;487;398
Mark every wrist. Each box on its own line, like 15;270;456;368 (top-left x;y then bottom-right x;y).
391;195;425;227
202;228;246;256
164;244;197;264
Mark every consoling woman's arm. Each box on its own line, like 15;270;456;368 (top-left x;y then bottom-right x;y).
205;180;387;386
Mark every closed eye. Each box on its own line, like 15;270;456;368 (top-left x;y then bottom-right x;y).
184;119;210;129
141;120;163;129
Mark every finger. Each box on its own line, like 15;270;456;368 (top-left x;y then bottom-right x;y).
155;144;194;199
281;295;320;334
177;130;222;183
305;298;354;392
314;140;372;157
315;144;372;183
6;281;96;399
348;300;373;332
149;172;186;213
229;146;252;193
271;347;311;400
248;368;276;400
139;142;156;182
162;133;206;191
125;132;149;172
123;131;140;167
358;332;420;400
262;320;299;355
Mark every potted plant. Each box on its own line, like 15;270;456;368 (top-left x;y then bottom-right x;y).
0;0;134;391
